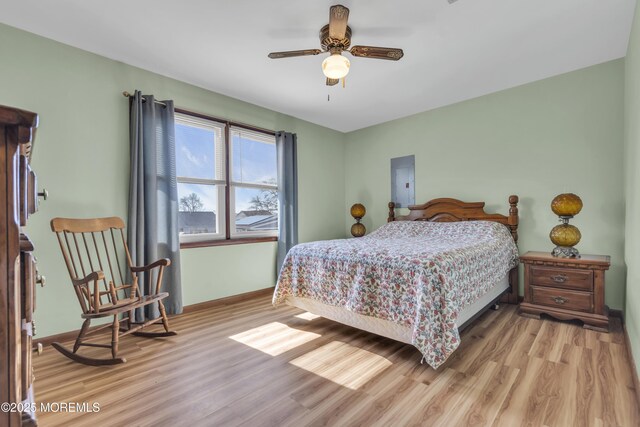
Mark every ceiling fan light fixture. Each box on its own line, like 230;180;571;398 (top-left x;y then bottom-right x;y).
322;53;350;79
267;5;403;85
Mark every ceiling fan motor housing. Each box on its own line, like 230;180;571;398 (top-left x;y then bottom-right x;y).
320;24;352;52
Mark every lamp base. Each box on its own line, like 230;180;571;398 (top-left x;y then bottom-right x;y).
351;222;366;238
552;246;580;258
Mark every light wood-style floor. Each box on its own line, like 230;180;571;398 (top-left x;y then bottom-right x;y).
34;294;639;426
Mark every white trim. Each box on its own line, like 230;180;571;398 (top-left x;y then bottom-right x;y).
216;185;226;237
177;177;226;186
228;181;277;191
180;232;225;243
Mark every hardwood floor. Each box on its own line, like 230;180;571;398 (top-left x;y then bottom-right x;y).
34;294;639;426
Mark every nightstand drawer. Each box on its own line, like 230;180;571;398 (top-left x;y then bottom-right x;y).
530;286;593;312
530;266;593;291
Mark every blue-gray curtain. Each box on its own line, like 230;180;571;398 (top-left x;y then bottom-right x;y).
276;131;298;272
128;90;182;320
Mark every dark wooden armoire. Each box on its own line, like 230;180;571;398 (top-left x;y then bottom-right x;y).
1;105;42;426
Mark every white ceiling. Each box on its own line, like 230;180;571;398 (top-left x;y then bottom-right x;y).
0;0;636;132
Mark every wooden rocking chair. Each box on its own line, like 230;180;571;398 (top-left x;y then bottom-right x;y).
50;217;177;365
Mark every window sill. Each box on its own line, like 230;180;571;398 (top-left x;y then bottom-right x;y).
180;236;277;249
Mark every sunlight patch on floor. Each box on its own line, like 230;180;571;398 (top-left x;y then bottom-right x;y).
289;341;392;390
294;312;321;321
229;322;321;356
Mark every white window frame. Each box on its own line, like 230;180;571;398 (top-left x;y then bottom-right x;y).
229;127;278;238
175;113;226;243
175;113;279;245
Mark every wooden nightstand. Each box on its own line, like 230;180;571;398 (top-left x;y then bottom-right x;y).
519;251;610;332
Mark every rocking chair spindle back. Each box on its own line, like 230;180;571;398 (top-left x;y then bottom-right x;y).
50;217;176;365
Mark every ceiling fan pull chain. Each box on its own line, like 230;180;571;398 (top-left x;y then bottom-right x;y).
342;77;346;88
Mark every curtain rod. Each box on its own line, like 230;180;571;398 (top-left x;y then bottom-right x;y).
122;91;276;136
122;91;167;107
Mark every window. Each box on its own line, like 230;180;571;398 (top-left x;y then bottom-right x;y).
175;114;226;242
175;112;278;247
230;127;279;236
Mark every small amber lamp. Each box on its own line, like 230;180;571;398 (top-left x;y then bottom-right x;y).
350;203;366;237
549;193;583;258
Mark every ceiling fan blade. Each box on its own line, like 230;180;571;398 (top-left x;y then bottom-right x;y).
329;5;350;39
326;78;339;86
349;46;404;61
268;49;322;59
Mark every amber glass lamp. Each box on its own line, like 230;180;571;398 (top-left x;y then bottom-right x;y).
549;193;583;258
350;203;366;237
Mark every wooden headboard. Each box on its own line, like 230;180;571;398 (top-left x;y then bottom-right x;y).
387;195;519;243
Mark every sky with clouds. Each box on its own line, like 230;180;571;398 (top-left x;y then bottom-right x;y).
175;123;277;220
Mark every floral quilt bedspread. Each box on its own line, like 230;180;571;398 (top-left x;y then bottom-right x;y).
272;220;519;368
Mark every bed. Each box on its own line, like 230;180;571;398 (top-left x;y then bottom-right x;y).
273;196;520;368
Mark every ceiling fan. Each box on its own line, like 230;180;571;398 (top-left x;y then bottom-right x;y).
268;4;404;86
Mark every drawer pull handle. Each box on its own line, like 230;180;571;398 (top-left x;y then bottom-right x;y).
36;343;43;355
36;274;46;287
38;189;48;201
550;274;568;283
552;296;568;305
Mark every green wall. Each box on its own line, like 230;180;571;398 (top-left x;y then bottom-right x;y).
625;1;640;375
345;59;626;309
0;23;346;337
0;21;631;341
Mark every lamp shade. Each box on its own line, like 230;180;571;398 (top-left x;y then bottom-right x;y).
350;203;366;219
551;193;583;217
322;53;350;79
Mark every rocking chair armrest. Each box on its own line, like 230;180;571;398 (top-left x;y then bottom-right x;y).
72;271;104;313
72;271;105;286
130;258;171;273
